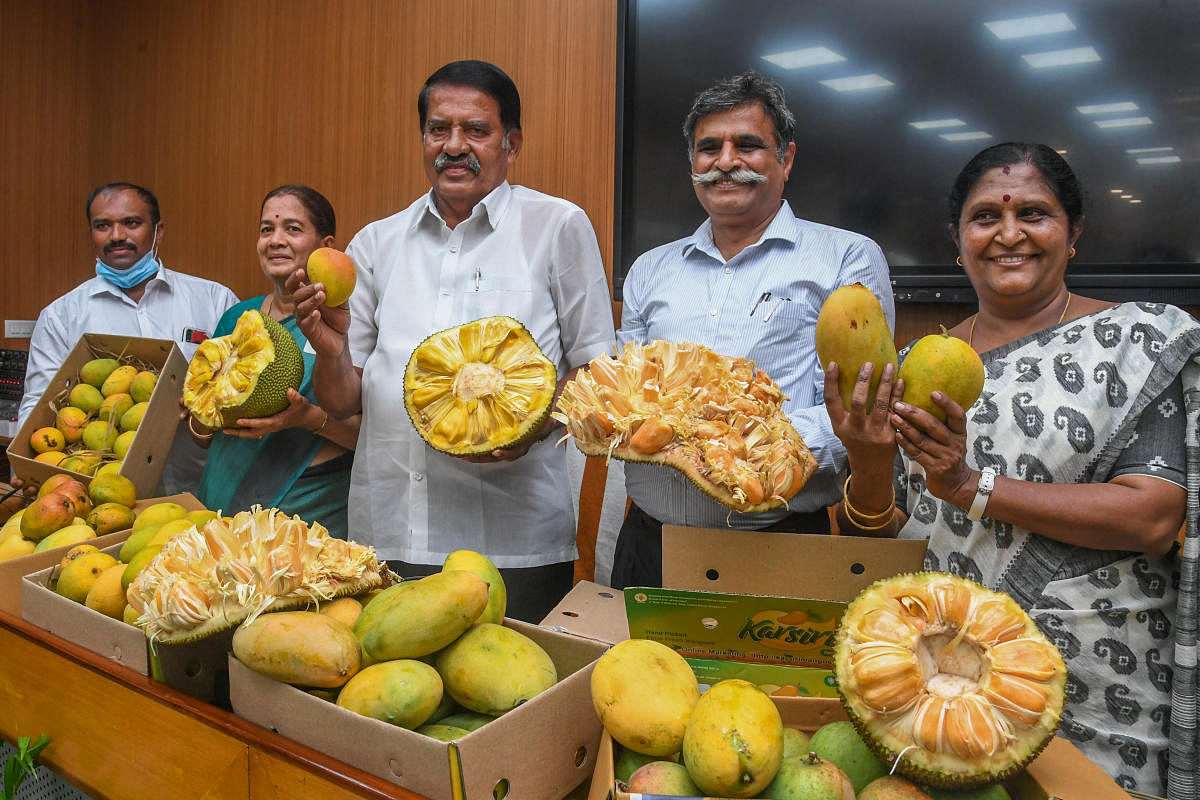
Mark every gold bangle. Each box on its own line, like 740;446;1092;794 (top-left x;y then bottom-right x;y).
842;475;895;522
844;508;896;531
312;410;329;435
187;416;215;441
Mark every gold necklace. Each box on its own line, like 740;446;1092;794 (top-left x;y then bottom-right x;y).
969;292;1071;349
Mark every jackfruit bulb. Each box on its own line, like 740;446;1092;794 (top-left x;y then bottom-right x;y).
183;310;304;428
404;316;557;456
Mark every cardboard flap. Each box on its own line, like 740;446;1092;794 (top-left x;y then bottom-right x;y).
662;526;927;602
541;580;629;645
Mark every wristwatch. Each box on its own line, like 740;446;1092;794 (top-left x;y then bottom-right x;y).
967;467;996;521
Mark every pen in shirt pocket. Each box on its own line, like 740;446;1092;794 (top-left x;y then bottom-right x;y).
474;267;481;291
750;291;770;316
763;296;790;322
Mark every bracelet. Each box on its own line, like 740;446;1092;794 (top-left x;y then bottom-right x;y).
967;467;997;521
842;475;895;522
312;409;329;436
187;416;215;441
844;508;897;531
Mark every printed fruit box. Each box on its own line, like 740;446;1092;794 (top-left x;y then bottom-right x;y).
0;493;198;617
626;526;928;699
17;493;229;705
229;618;608;800
6;333;188;499
586;696;1132;800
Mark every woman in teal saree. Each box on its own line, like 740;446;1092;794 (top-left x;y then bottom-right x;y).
190;186;360;538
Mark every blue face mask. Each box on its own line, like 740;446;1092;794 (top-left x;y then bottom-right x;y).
95;228;161;289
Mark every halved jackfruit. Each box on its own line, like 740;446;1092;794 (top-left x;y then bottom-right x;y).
127;506;386;644
404;316;557;456
553;340;817;512
183;310;304;428
833;572;1066;790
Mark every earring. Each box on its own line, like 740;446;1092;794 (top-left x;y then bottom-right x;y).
955;256;963;267
1068;247;1077;259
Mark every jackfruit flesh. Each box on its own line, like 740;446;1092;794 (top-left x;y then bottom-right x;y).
553;339;817;512
183;310;304;428
833;572;1067;789
126;506;386;644
405;316;557;456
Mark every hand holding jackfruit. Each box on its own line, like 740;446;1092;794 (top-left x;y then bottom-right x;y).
555;340;817;512
404;316;557;456
183;309;304;428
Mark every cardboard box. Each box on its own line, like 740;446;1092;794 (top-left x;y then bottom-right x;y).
229;619;609;800
6;333;188;499
542;579;630;644
17;493;229;705
625;527;928;698
0;493;200;616
587;696;1131;800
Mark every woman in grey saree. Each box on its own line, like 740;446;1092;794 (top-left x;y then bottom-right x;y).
825;143;1198;799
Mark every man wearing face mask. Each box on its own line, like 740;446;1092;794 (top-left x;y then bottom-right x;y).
609;71;894;588
18;182;238;495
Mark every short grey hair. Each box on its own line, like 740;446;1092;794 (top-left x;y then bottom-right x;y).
682;71;796;162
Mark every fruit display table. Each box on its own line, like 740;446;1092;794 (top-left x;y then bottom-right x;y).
0;609;427;800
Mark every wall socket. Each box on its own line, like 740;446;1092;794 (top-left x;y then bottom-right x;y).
4;320;35;338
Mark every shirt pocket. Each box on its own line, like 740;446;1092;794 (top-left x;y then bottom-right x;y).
465;272;533;320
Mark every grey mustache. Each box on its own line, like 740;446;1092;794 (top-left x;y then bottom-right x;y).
691;167;768;186
435;152;482;174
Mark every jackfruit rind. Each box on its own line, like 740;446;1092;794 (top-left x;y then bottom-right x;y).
182;310;305;428
404;316;557;456
553;340;817;512
127;506;385;644
833;572;1066;790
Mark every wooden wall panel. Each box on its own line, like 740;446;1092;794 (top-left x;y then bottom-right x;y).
1;0;617;349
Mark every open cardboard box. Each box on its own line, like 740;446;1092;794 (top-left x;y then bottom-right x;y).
0;493;199;616
6;333;188;499
17;493;230;705
587;696;1131;800
229;618;609;800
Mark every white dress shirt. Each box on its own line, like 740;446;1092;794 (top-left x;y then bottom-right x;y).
618;201;894;528
346;182;615;567
21;267;239;495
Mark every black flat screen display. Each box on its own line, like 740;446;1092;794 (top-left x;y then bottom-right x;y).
617;0;1200;303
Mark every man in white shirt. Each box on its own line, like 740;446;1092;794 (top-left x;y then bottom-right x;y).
611;71;895;588
18;183;238;495
291;60;615;622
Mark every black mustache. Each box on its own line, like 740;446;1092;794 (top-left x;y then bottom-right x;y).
435;153;482;174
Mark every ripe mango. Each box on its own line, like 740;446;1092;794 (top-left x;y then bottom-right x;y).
119;522;163;563
133;502;189;530
130;370;158;403
81;419;119;451
897;328;985;422
232;610;361;688
628;761;702;795
29;426;65;453
435;622;557;715
441;549;506;624
119;401;148;432
0;535;35;561
98;392;134;425
69;382;104;413
79;358;120;388
56;550;119;603
85;563;129;619
34;451;68;466
89;473;137;508
121;544;162;591
336;659;444;729
354;570;489;662
317;596;364;629
100;364;138;397
59;453;101;476
591;638;700;757
815;283;898;410
50;478;92;517
56;406;89;444
33;523;97;553
20;493;77;541
307;247;357;307
682;678;784;798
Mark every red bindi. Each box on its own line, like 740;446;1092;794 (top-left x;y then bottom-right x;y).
1003;194;1011;202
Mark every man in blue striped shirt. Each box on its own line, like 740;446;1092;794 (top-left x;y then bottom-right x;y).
611;71;895;588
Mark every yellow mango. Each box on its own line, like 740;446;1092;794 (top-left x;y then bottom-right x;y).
815;283;897;410
337;659;444;729
56;550;120;603
85;564;129;619
232;610;361;688
441;549;506;624
435;622;557;715
0;535;36;561
354;570;488;662
317;596;364;629
682;678;784;798
33;523;97;553
898;327;985;421
591;638;700;757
